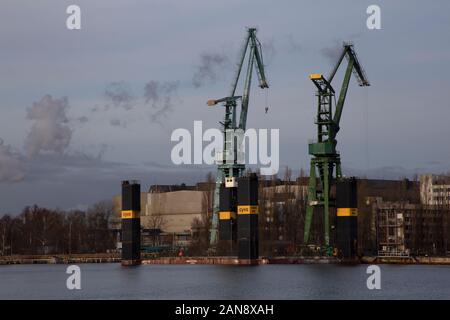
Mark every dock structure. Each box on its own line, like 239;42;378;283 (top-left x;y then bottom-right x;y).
336;178;358;258
237;173;259;262
121;180;141;266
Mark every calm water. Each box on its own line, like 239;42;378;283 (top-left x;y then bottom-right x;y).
0;263;449;299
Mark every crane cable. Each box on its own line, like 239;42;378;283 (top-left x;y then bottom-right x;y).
363;87;370;171
264;89;269;114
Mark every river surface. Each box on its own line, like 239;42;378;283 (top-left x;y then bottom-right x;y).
0;263;449;299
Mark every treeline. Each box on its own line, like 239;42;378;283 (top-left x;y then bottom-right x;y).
0;201;116;256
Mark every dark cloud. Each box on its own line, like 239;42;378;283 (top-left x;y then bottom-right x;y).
144;80;180;124
0;138;27;182
90;80;181;128
150;107;171;126
77;116;89;124
191;41;273;89
24;94;72;157
261;38;276;65
109;118;123;127
286;34;303;53
320;35;362;65
320;40;343;64
96;143;109;160
90;104;104;113
192;52;230;88
105;81;135;110
143;81;160;106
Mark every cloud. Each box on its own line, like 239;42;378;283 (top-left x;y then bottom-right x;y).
89;80;181;128
0;152;214;213
77;116;89;124
144;80;178;106
0;138;27;182
320;40;343;64
319;35;362;65
90;104;104;113
2;94;95;183
192;52;230;88
96;143;109;160
109;118;124;127
25;152;123;182
261;38;276;65
143;80;180;124
24;94;72;157
286;34;303;53
105;81;135;110
191;40;274;89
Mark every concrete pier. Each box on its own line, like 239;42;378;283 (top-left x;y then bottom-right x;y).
2;254;450;265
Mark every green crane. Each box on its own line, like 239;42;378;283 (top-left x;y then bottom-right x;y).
303;42;369;253
207;28;269;247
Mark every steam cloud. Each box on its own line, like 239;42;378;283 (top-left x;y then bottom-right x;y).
192;53;230;88
144;80;179;124
24;95;72;157
0;138;26;182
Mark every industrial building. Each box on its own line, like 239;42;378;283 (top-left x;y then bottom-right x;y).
370;173;450;257
374;200;450;257
420;174;450;206
375;201;413;257
111;183;208;252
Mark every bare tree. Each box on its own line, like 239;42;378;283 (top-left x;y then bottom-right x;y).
148;214;167;246
0;215;12;256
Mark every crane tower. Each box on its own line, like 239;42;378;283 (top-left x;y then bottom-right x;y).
303;42;369;254
207;28;269;247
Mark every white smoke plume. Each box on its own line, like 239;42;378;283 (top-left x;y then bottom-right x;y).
0;138;26;182
24;95;72;157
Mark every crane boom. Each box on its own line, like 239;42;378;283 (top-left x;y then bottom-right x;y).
332;43;370;137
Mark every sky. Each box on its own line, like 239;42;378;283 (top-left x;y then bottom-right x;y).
1;0;450;213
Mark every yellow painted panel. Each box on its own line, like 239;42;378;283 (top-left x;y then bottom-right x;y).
237;205;259;215
121;210;140;219
337;208;358;217
309;73;323;80
219;211;236;220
